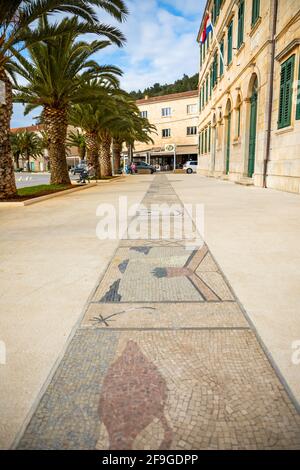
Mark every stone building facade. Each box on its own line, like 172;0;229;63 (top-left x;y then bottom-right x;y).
134;91;199;170
197;0;300;193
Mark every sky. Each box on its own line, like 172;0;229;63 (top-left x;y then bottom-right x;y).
11;0;205;128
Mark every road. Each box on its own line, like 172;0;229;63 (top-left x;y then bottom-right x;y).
15;172;78;188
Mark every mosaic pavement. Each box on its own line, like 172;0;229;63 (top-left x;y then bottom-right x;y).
18;175;300;450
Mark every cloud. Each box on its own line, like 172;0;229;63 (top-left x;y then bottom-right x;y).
11;0;205;127
11;104;41;129
93;0;204;91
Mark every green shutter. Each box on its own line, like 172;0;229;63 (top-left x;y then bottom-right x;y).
220;41;224;76
238;1;244;49
200;44;202;70
296;59;300;120
278;55;295;129
214;53;218;85
252;0;260;26
227;21;233;64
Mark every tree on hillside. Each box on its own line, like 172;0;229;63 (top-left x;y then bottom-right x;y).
129;73;199;100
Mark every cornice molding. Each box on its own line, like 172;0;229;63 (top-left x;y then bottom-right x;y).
275;39;300;62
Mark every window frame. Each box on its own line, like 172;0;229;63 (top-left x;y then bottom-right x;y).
296;58;300;120
140;110;148;119
161;107;172;117
252;0;260;27
278;54;295;129
227;20;233;65
220;40;224;77
187;126;197;136
162;128;171;138
237;0;245;49
187;104;197;115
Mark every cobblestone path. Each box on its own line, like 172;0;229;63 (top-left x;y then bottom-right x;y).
18;175;300;450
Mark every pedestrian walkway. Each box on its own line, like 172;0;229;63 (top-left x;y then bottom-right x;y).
17;175;300;450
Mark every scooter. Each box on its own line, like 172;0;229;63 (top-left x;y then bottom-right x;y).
77;169;90;184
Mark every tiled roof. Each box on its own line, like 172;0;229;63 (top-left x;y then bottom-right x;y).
136;90;198;105
10;124;44;133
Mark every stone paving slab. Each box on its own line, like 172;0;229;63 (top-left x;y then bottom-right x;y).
82;302;249;329
16;174;300;450
18;329;300;450
92;244;234;303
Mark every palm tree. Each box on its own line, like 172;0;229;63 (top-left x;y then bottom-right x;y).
13;16;123;184
0;0;128;198
10;132;22;170
18;130;44;171
69;104;102;179
67;129;86;161
100;94;156;176
112;112;156;172
10;130;44;171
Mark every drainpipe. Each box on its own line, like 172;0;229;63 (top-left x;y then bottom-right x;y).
263;0;279;188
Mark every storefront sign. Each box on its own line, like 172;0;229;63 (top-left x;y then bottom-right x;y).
165;144;176;152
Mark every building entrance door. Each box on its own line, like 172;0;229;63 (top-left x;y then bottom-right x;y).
226;112;231;174
248;78;258;177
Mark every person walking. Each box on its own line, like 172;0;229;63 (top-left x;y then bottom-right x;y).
131;162;137;174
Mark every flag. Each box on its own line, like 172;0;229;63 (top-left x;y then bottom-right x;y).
200;14;213;44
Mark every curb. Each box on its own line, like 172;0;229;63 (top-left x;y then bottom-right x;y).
0;182;98;207
0;175;125;208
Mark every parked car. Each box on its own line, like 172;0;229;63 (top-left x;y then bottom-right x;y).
70;163;87;175
135;161;156;174
183;161;198;174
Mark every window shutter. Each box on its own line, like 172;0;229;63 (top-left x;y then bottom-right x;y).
220;41;224;76
252;0;260;26
296;59;300;120
227;21;233;64
284;56;295;127
238;1;244;48
278;62;286;128
278;55;295;129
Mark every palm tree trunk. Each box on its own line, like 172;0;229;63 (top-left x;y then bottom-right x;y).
113;138;123;172
43;106;70;185
15;155;20;170
79;146;86;161
26;151;31;172
86;132;100;179
99;130;112;177
0;68;17;199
